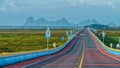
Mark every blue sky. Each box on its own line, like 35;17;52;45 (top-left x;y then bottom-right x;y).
0;0;120;26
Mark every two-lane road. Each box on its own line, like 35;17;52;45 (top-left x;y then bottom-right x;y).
3;29;120;68
3;30;85;68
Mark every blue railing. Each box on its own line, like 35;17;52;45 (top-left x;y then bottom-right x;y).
90;30;120;56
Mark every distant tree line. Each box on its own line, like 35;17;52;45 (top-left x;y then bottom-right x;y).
84;24;117;29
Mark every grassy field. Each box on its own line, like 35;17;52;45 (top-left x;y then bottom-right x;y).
95;30;120;49
110;36;120;42
0;29;71;54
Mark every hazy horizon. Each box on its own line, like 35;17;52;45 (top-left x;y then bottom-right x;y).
0;0;120;26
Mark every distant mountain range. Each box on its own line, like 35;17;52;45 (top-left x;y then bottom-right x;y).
0;17;118;29
24;17;72;27
24;17;100;27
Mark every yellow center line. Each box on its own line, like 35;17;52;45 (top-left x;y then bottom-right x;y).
79;35;86;68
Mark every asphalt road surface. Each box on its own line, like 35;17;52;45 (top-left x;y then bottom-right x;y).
22;31;85;68
3;29;120;68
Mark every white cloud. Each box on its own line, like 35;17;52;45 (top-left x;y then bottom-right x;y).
68;0;85;7
69;2;78;7
91;2;96;6
108;1;113;5
0;0;120;13
0;6;7;11
4;0;20;12
107;0;117;9
80;0;85;3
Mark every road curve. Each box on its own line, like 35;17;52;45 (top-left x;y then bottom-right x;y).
2;29;120;68
3;30;84;68
22;32;84;68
